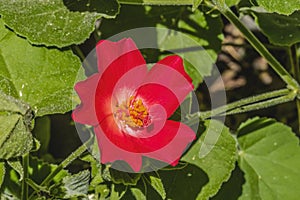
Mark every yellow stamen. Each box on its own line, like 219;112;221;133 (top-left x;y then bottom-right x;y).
114;95;151;128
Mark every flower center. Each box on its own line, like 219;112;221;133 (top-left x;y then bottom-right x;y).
114;96;151;129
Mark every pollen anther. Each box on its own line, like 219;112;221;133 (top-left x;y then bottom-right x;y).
114;96;151;129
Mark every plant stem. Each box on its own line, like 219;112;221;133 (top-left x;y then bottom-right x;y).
28;137;93;199
185;89;295;126
21;154;29;200
289;44;300;133
222;92;296;116
215;4;299;89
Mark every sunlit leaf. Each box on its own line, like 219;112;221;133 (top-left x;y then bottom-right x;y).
0;19;81;116
256;0;300;15
238;117;300;200
0;114;33;159
192;0;203;11
225;0;240;7
0;0;119;47
181;120;237;199
147;174;166;199
7;159;23;181
157;8;223;88
131;187;147;200
50;170;90;198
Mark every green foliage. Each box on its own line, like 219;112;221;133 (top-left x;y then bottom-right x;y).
29;156;69;185
7;160;24;181
63;0;120;17
147;174;166;199
226;0;241;6
50;170;90;198
250;9;300;46
256;0;300;15
118;0;194;5
131;187;147;200
0;19;81;116
32;116;51;155
0;0;300;199
192;0;203;11
110;168;141;186
0;112;33;159
182;120;237;199
238;117;300;200
157;7;223;88
0;162;5;188
0;91;33;160
159;164;208;200
0;0;119;47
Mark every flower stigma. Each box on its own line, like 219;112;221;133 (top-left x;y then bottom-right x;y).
114;95;151;131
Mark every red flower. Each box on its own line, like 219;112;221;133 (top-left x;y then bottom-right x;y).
72;38;196;172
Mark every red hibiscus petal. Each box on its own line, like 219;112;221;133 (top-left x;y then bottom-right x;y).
98;112;191;154
96;38;141;74
72;73;100;126
136;84;179;119
94;125;143;172
156;55;193;85
95;115;195;171
95;53;147;123
137;55;194;118
97;114;171;153
145;121;196;165
73;39;147;126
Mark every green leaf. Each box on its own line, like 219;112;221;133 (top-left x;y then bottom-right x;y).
1;164;21;197
256;0;300;15
0;162;5;189
157;7;223;88
0;19;81;116
0;90;30;115
110;184;121;200
50;170;90;198
64;0;120;17
225;0;240;7
159;164;209;200
131;187;147;200
0;0;119;47
29;156;69;185
147;174;166;199
32;116;51;155
181;120;237;199
118;0;193;5
0;91;33;159
192;0;203;11
109;168;141;186
25;178;49;193
7;159;23;181
250;9;300;46
80;154;103;187
0;114;33;159
95;184;110;199
237;117;300;200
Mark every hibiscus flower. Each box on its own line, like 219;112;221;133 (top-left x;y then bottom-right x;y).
72;38;196;172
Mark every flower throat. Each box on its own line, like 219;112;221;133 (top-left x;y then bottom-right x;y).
114;96;151;129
